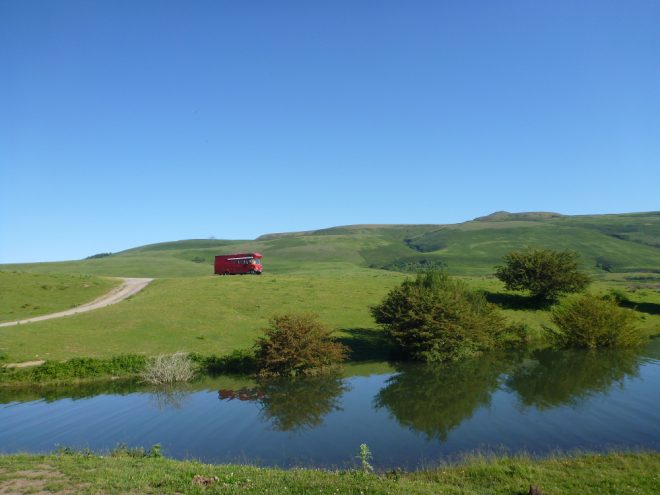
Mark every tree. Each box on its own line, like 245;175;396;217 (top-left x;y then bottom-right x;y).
494;248;591;302
371;270;527;363
254;313;348;377
545;294;643;349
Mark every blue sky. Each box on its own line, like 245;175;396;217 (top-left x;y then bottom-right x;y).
1;1;659;263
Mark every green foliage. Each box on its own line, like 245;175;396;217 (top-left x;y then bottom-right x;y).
546;294;644;349
381;258;446;273
0;355;147;385
193;349;258;374
254;313;348;376
495;248;591;301
110;444;164;459
371;271;528;362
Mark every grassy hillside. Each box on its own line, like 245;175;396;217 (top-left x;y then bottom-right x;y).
2;212;658;278
0;272;119;323
1;211;658;364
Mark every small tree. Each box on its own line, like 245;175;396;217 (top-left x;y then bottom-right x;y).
546;294;644;349
254;313;348;377
495;248;591;302
371;270;527;363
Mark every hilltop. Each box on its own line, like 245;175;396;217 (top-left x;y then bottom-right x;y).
2;211;659;278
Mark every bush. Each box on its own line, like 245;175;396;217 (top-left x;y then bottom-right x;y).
140;352;196;384
495;248;591;302
545;295;644;349
371;270;527;363
254;313;348;377
192;349;257;374
0;355;147;384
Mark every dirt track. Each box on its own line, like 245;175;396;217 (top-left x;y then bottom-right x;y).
0;278;153;328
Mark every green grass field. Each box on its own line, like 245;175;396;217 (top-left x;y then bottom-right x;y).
0;451;658;494
0;272;120;323
1;269;658;364
1;211;658;364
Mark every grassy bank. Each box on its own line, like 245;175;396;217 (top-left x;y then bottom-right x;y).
0;451;657;494
0;271;120;323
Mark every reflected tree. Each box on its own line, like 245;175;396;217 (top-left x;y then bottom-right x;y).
218;374;349;432
149;387;192;410
0;379;142;405
506;348;642;409
374;354;513;440
258;374;349;432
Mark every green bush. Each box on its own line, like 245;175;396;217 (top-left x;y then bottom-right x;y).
495;248;591;302
545;294;644;349
192;349;257;374
371;270;527;363
254;313;348;377
0;355;147;385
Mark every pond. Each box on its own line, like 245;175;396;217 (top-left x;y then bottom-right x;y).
1;340;659;470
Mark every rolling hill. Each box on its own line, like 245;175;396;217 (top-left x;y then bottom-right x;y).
2;211;659;278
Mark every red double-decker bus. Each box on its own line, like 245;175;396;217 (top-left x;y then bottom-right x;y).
214;253;263;275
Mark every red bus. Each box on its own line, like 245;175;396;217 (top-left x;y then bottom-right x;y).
214;253;263;275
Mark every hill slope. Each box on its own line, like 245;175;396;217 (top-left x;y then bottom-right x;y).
2;212;659;277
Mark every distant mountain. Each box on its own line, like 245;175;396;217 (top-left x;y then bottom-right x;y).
2;212;659;278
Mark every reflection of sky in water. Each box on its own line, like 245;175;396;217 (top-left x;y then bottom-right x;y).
1;347;659;469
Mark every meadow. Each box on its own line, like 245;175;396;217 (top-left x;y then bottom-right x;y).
0;272;119;323
1;211;659;364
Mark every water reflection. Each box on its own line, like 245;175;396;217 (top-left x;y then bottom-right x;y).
506;348;642;410
149;388;192;410
0;379;142;404
374;354;515;440
218;374;349;432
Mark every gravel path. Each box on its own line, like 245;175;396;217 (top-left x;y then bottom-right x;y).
0;278;153;328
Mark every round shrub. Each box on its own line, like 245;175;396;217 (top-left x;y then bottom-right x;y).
371;270;527;363
495;248;591;302
546;294;644;349
254;313;348;377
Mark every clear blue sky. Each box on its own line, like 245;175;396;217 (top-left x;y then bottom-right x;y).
1;1;659;263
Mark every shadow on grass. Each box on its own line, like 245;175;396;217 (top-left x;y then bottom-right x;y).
620;300;660;316
484;291;551;310
337;327;395;361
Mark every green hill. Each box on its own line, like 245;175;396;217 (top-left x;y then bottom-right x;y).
2;211;658;278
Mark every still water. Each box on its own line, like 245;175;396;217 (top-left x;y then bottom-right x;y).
1;341;659;469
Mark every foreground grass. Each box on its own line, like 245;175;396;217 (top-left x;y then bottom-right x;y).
0;451;657;494
0;271;119;323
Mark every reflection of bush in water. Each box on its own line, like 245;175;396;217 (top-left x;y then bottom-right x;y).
374;355;512;440
0;379;142;405
258;374;349;432
148;388;192;410
506;348;642;409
